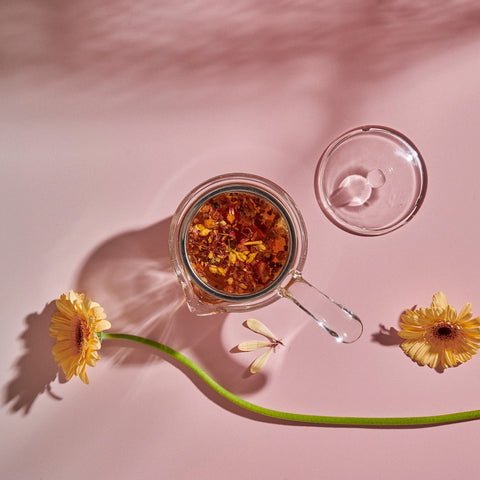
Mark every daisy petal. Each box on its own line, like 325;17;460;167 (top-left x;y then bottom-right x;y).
249;348;274;374
245;318;278;341
431;292;448;310
237;340;272;351
457;303;473;323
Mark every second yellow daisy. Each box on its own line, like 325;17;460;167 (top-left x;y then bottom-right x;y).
398;292;480;369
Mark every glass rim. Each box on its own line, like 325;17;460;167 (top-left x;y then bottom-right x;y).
315;125;428;236
169;173;308;308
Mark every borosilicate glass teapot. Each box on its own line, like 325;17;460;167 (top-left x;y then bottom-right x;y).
169;173;363;344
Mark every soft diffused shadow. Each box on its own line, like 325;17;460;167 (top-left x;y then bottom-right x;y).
75;217;268;394
112;329;459;429
3;1;480;105
76;218;184;363
3;302;63;415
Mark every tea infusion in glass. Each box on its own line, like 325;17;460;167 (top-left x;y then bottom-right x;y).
185;190;292;298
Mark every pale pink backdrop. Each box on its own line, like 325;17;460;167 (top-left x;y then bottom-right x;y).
2;2;480;479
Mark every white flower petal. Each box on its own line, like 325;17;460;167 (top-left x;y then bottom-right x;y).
237;340;272;351
245;318;278;341
249;348;274;374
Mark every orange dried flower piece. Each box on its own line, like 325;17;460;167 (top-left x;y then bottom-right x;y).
204;218;216;229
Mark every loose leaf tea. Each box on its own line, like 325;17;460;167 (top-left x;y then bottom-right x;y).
186;190;291;296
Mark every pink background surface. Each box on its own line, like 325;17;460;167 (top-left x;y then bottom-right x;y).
2;2;480;479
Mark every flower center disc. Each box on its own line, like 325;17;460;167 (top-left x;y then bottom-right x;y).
72;314;88;353
437;326;453;336
433;323;457;341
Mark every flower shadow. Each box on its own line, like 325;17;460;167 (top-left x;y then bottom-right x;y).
371;317;449;374
3;302;64;415
75;217;267;394
371;324;402;347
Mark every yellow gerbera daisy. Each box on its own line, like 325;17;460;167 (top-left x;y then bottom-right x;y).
398;292;480;369
49;290;111;384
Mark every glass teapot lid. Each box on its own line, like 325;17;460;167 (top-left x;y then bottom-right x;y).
315;126;427;236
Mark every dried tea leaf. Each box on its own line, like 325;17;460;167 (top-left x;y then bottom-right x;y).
185;191;290;297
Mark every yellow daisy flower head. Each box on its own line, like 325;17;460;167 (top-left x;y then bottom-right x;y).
49;290;111;384
398;292;480;369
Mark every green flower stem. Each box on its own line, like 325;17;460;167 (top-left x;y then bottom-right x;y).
101;332;480;427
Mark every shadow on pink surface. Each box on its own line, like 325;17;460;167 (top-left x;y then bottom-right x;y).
75;217;269;394
371;324;401;347
3;1;480;105
3;217;269;416
4;302;64;414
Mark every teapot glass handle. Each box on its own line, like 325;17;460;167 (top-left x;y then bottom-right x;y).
278;271;363;344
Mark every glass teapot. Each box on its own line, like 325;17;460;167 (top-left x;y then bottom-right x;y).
169;173;363;344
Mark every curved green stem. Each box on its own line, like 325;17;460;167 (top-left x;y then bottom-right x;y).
101;332;480;427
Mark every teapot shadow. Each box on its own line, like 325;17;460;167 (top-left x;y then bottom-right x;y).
75;217;268;394
3;217;268;416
